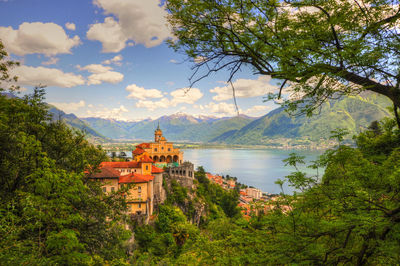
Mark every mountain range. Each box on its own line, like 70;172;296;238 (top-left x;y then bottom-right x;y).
4;91;389;145
79;92;392;144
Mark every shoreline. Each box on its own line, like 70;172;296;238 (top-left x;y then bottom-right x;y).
100;141;336;152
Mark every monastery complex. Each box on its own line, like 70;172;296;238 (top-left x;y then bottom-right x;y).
87;125;271;222
87;126;193;221
133;123;183;166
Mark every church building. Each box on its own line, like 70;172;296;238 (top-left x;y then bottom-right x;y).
132;124;183;166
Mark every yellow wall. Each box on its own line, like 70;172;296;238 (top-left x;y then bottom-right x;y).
116;167;140;175
142;162;152;175
100;178;119;193
127;202;147;214
123;182;148;202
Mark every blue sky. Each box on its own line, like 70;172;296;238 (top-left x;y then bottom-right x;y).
0;0;280;121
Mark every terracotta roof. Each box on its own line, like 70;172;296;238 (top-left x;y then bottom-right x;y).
137;143;150;149
151;165;164;173
140;154;153;163
119;173;154;183
101;161;140;168
87;166;120;179
132;147;145;155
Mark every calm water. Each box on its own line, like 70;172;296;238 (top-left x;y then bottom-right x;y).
182;149;324;194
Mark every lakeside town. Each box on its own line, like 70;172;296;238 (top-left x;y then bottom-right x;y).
90;124;280;222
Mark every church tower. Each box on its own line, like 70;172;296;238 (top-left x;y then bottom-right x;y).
154;122;163;142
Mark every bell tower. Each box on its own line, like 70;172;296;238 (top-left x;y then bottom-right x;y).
154;122;162;142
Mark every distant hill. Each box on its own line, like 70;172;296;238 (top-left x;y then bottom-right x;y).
214;92;392;145
1;92;106;142
81;113;255;142
80;92;391;146
48;106;107;142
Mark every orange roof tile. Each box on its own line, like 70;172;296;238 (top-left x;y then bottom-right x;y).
151;165;164;173
101;161;140;168
140;154;154;163
132;147;145;155
137;143;150;149
119;173;154;184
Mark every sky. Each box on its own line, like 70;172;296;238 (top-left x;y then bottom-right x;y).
0;0;281;121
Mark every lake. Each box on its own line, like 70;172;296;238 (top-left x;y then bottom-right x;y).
182;149;324;194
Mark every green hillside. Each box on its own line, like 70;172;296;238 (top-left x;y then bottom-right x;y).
216;93;391;145
48;107;107;142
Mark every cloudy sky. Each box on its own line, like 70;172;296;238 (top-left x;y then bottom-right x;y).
0;0;280;121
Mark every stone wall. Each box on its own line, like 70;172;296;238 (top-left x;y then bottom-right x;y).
166;161;195;188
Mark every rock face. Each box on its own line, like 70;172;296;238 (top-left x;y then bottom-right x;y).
153;172;166;208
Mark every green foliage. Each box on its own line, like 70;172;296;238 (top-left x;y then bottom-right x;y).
167;0;400;113
133;117;400;264
0;88;131;264
0;40;19;92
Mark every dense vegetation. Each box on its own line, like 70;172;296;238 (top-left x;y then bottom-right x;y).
0;89;131;264
167;0;400;118
130;118;400;265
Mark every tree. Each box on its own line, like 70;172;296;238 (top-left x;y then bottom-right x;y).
0;89;131;262
0;40;19;91
167;0;400;118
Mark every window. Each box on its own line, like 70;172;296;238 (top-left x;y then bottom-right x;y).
168;148;171;151
138;203;141;208
111;187;115;192
161;146;164;150
154;148;157;152
146;165;149;170
103;187;106;193
138;186;141;192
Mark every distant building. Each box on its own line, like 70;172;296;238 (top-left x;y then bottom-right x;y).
132;124;183;166
246;187;262;200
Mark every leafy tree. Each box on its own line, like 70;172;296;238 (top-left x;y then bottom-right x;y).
0;40;19;92
0;88;131;264
262;120;400;264
167;0;400;119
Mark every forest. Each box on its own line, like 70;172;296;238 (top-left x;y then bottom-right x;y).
1;0;400;264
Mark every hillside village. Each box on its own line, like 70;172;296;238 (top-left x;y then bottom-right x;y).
88;125;272;221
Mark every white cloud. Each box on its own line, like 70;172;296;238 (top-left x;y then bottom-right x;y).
170;88;203;105
77;64;112;74
65;22;76;31
102;54;123;65
50;100;85;113
0;22;80;56
76;63;124;85
87;0;172;52
202;102;239;116
85;104;129;120
169;59;178;64
136;98;171;111
126;84;163;100
12;65;85;88
210;76;278;101
135;88;204;111
87;17;127;53
42;57;59;65
87;71;124;85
